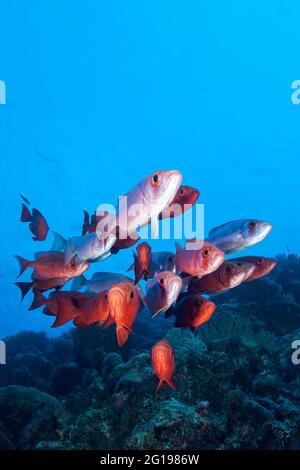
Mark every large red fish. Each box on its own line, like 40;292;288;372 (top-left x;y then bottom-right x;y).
165;294;215;330
151;340;176;392
14;251;89;280
175;240;224;277
107;282;140;346
230;256;277;282
159;185;200;219
132;242;152;284
188;261;249;295
20;199;49;241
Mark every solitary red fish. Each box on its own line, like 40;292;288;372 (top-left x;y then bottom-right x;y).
165;294;215;330
20;200;49;241
132;242;152;284
107;281;140;346
230;256;277;282
151;340;176;392
159;185;200;219
14;251;89;280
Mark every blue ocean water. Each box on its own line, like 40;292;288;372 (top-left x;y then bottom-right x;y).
0;1;299;337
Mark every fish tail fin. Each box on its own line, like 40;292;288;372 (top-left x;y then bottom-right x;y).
28;288;46;311
156;378;176;392
20;203;32;222
71;274;87;291
116;325;130;347
14;255;31;278
15;281;33;301
50;231;67;252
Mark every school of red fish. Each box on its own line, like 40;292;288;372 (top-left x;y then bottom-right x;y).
15;171;276;392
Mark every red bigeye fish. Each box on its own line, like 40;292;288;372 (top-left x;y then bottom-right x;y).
151;340;176;392
188;261;249;295
127;251;176;277
145;271;182;317
159;185;200;219
20;199;49;241
165;294;216;330
175;240;224;277
230;256;277;282
107;282;140;346
14;251;89;280
15;277;69;301
206;219;272;254
118;170;182;238
132;242;152;284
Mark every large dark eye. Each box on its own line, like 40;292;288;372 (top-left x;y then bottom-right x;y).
225;265;232;274
160;277;164;285
202;249;210;258
248;221;257;231
194;300;202;308
151;174;160;187
257;258;264;265
130;291;134;299
179;187;185;196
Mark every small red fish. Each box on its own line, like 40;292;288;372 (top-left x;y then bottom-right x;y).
132;242;152;284
107;281;140;346
165;294;215;330
160;185;200;219
230;256;277;282
175;240;224;277
188;261;247;295
14;252;89;280
151;340;176;392
15;277;69;301
20;200;49;241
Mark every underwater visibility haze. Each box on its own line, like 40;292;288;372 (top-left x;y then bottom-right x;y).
0;0;300;452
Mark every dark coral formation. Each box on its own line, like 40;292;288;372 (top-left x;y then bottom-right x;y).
0;254;300;450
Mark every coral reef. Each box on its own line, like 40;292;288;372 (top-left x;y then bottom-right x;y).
0;254;300;450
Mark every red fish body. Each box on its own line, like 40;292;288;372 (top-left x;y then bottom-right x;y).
14;252;89;280
145;271;182;317
188;261;248;295
230;256;277;282
15;276;69;301
175;240;224;277
20;202;49;241
159;185;200;219
166;294;215;330
107;281;140;346
151;340;176;392
133;242;152;284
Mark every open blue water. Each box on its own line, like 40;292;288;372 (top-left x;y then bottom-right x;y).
0;1;299;336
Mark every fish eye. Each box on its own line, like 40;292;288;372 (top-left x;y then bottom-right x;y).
202;249;210;258
179;187;185;196
257;257;264;265
160;277;164;285
130;291;135;299
225;265;232;274
151;174;160;187
194;300;202;308
248;221;257;231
